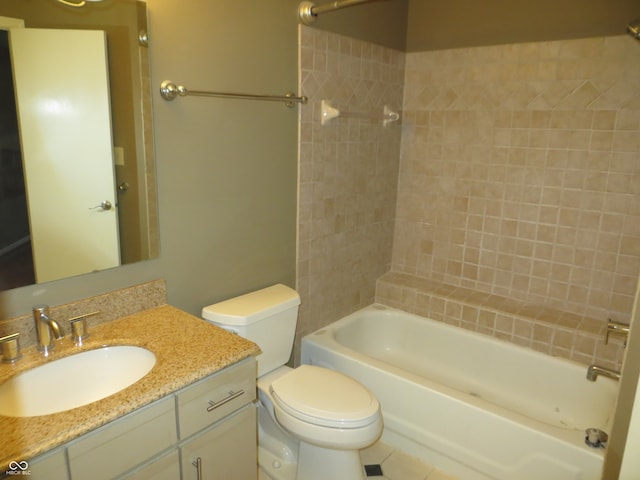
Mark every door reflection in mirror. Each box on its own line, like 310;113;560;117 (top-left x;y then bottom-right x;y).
11;28;121;284
0;0;159;291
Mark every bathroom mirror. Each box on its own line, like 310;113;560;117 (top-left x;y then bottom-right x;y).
0;0;158;290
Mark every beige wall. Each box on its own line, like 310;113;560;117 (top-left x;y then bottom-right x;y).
406;0;640;52
0;0;300;319
384;35;639;368
146;0;299;312
397;36;640;324
295;5;640;371
296;25;405;357
296;17;640;370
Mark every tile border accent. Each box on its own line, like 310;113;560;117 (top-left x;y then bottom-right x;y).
376;271;625;369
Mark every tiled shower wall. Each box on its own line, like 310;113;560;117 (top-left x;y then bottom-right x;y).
297;30;638;368
295;26;405;356
384;36;639;366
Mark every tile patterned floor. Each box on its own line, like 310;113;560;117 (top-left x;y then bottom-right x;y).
360;441;459;480
258;440;460;480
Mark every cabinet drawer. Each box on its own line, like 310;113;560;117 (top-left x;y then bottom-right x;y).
120;450;180;480
68;396;177;480
177;357;256;439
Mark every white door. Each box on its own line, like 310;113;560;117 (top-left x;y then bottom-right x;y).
10;28;120;283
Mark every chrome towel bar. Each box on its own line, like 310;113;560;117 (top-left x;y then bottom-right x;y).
160;80;307;108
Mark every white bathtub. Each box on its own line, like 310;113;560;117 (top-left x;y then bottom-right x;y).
300;304;619;480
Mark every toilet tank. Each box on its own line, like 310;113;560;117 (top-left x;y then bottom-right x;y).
202;284;301;376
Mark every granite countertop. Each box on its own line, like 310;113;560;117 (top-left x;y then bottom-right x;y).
0;304;260;471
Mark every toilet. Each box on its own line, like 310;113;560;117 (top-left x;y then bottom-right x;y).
202;284;383;480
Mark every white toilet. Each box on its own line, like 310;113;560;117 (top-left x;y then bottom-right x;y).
202;284;383;480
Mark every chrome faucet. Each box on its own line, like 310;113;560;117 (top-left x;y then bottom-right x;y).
33;305;64;355
586;365;621;382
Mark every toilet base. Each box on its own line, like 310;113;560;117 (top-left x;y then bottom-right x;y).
259;446;297;480
258;402;298;480
296;441;364;480
258;402;366;480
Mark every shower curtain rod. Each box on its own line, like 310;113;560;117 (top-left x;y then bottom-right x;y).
298;0;388;25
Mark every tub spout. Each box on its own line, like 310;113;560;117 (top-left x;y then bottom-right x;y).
586;365;620;382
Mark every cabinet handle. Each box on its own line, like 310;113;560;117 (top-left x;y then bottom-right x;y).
192;457;202;480
206;389;245;412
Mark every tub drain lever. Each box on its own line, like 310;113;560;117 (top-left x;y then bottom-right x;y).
585;428;608;448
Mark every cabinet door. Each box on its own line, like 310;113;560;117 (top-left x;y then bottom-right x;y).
29;447;68;480
181;404;257;480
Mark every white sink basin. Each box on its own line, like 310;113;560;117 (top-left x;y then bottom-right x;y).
0;346;156;417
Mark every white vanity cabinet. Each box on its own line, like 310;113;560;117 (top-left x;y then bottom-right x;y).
29;357;257;480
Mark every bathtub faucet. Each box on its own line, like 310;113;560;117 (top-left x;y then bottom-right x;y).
586;365;620;382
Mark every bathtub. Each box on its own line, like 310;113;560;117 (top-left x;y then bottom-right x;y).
300;304;619;480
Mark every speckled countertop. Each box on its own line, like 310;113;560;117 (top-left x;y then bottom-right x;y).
0;304;260;472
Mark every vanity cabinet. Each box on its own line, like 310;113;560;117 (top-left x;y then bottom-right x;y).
29;357;257;480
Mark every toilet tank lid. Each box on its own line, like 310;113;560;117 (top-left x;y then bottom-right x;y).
201;284;300;326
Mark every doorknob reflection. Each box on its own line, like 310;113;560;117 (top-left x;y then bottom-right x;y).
89;200;112;211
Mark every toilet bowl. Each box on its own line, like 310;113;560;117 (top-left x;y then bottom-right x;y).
257;365;382;480
202;285;383;480
269;365;382;448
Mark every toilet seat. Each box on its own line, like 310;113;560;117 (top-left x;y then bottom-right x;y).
270;365;380;429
